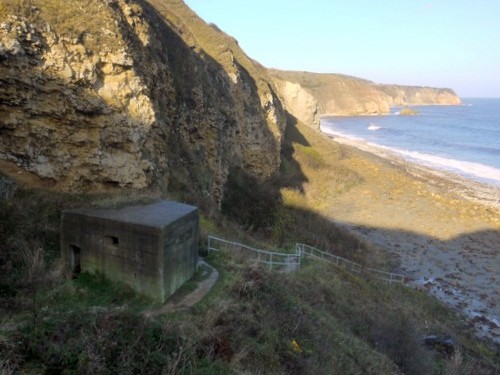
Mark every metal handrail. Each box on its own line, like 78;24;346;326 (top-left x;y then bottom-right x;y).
207;236;404;284
208;236;301;271
296;243;404;284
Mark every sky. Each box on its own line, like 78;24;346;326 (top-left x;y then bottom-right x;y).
184;0;500;98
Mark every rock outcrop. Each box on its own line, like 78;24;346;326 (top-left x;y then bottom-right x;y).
0;0;286;206
269;70;461;129
378;85;462;106
0;0;462;203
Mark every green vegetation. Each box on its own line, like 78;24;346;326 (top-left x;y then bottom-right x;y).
0;0;494;373
1;117;499;374
147;0;272;94
0;0;122;49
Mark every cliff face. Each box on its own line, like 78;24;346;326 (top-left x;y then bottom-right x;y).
0;0;286;205
269;70;461;129
378;85;462;106
0;0;463;202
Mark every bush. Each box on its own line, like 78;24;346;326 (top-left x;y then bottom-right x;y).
221;167;281;230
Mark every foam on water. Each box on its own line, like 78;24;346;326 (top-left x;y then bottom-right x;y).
374;144;500;184
367;123;382;131
321;99;500;186
320;125;364;141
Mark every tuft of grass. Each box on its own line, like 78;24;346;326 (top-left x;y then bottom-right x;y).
282;120;362;209
207;252;499;374
0;0;121;50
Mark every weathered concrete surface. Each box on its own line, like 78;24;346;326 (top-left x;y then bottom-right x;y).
61;200;199;302
144;258;219;318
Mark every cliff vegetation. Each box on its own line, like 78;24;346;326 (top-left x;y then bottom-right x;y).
269;69;461;129
1;1;493;374
0;0;285;207
1;120;498;373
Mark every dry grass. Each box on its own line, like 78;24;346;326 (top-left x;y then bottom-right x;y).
281;120;362;209
0;175;498;373
199;252;500;374
269;69;385;115
268;119;374;263
146;0;271;93
0;0;120;49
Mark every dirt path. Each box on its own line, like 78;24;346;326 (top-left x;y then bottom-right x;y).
144;259;219;318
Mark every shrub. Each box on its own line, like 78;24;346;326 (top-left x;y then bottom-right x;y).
221;167;281;230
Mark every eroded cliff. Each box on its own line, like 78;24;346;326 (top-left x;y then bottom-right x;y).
378;85;462;106
269;69;461;129
0;0;462;202
0;0;285;205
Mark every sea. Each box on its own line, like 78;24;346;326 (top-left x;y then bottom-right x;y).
320;98;500;186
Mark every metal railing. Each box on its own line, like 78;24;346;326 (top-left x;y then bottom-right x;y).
207;236;404;284
208;236;301;272
365;267;405;284
296;243;362;274
296;243;405;284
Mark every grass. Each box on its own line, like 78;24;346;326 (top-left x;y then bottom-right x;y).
283;125;362;211
1;162;499;374
188;254;399;374
0;0;120;49
0;1;496;369
269;69;388;116
192;252;498;374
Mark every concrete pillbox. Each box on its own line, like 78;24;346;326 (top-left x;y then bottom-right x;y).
60;200;199;302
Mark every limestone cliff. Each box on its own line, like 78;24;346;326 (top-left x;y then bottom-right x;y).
0;0;462;203
0;0;286;205
377;85;462;106
269;69;461;129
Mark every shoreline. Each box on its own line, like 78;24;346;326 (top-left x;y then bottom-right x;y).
318;102;465;118
303;125;500;345
323;133;500;212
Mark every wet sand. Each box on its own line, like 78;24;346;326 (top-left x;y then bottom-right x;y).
318;133;500;345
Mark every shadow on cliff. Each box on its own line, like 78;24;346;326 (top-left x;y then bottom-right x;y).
219;120;500;358
221;119;500;356
278;113;310;193
221;113;500;277
220;113;376;262
1;0;283;211
129;0;284;209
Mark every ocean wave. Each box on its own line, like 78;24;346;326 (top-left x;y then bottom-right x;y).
368;123;382;131
377;145;500;184
319;125;365;141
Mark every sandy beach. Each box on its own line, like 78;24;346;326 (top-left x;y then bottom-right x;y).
306;127;500;345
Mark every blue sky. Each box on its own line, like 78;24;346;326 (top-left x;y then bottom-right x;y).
184;0;500;97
